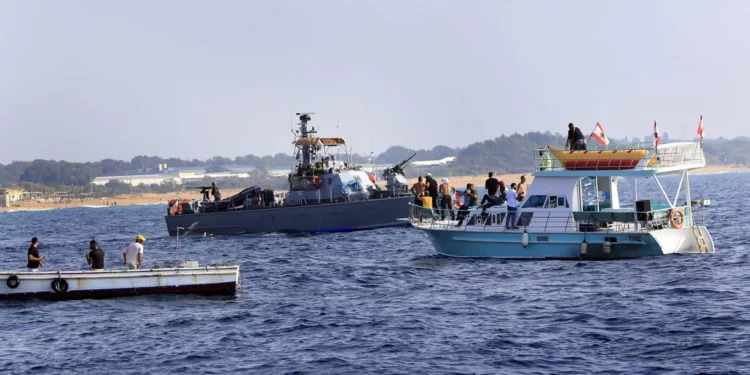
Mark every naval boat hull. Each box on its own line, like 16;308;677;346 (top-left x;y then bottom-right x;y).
0;266;240;301
165;196;412;236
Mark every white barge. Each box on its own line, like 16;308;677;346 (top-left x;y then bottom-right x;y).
0;265;240;300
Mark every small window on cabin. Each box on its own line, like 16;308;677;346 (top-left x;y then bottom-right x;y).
548;196;558;208
522;195;547;209
558;196;568;208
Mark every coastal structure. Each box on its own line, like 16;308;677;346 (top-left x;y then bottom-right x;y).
0;188;24;207
411;140;713;259
164;112;414;235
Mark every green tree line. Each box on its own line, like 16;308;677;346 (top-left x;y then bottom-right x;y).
2;134;749;189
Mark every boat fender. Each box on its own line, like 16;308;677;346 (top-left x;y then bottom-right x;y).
669;208;685;229
6;275;20;289
580;239;588;256
313;176;322;189
51;278;69;293
521;230;529;248
603;240;612;255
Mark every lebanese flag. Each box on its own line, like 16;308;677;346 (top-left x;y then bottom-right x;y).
653;121;661;148
454;192;462;209
590;122;609;147
697;115;705;141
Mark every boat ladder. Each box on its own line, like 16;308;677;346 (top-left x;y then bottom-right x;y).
692;226;709;253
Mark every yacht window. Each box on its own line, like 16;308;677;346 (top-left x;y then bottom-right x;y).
522;195;547;209
543;196;569;209
548;196;558;208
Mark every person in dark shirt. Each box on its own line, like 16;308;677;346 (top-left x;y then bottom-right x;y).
211;181;222;201
456;183;479;226
27;237;43;271
481;172;501;207
425;173;439;209
485;172;500;196
86;240;105;270
566;123;587;150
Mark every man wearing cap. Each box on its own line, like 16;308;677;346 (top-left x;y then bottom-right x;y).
123;235;145;270
86;240;105;270
438;177;454;220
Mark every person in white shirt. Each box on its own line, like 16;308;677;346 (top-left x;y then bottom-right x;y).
123;234;145;270
505;183;519;229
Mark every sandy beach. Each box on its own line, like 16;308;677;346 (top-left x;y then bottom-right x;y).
0;189;245;212
1;164;747;212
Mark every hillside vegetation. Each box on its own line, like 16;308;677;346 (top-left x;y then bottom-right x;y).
2;133;748;190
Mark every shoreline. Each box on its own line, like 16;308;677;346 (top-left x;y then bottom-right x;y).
1;165;747;213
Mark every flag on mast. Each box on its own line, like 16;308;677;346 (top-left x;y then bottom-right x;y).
696;115;704;141
653;121;661;148
590;122;609;147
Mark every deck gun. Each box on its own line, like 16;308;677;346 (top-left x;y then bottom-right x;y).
382;153;416;178
188;186;213;201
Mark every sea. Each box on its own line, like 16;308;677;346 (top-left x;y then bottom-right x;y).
1;172;749;375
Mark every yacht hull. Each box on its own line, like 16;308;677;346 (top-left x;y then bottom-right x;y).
415;225;714;259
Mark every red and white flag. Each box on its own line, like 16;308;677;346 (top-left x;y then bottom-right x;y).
590;122;609;147
653;121;661;148
697;115;705;141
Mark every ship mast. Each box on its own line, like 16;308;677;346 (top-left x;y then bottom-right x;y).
296;112;316;167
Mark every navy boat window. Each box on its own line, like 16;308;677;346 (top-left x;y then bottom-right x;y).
522;195;547;209
346;180;363;192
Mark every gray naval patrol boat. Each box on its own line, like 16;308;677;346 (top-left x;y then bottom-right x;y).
165;113;414;236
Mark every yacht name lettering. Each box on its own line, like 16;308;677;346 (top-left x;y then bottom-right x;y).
628;235;642;242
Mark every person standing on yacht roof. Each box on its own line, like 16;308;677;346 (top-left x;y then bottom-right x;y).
505;183;519;229
566;123;587;150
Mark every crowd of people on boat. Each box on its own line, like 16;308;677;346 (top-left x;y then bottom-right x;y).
24;234;147;272
410;172;527;228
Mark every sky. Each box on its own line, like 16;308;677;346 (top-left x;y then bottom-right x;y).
1;0;748;163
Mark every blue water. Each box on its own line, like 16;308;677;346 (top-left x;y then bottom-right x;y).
1;173;749;374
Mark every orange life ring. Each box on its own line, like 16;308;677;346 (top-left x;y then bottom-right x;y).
313;176;322;189
669;208;685;229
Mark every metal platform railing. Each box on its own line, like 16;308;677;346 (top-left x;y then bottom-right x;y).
533;142;706;172
409;204;708;233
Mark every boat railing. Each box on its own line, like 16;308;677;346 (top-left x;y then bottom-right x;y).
533;141;706;172
409;204;708;233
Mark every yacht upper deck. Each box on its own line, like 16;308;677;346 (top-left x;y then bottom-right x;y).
533;141;706;177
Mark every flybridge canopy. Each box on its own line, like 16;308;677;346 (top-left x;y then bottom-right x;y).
294;137;346;146
534;141;707;177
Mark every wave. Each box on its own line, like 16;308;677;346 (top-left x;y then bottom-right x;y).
0;208;56;213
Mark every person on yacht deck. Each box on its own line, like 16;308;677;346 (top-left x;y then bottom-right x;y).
566;123;587;151
505;183;519;229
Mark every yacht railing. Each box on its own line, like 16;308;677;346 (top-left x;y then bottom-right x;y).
409;204;708;233
533;141;706;172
